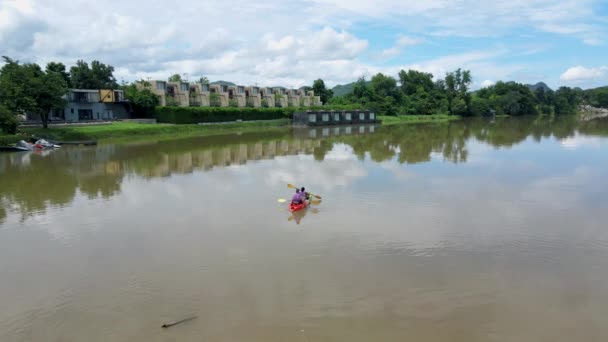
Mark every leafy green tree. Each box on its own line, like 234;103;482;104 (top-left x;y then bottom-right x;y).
123;81;159;117
199;76;209;84
0;57;67;128
169;74;183;82
445;68;471;115
469;96;491;116
371;73;398;98
398;69;434;96
0;104;18;134
312;79;333;104
70;60;118;89
46;62;71;87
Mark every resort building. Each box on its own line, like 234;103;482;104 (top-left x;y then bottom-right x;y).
138;80;323;108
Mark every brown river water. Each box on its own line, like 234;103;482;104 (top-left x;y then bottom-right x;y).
1;116;608;341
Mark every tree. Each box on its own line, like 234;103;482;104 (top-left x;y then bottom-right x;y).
312;79;333;105
0;57;67;128
398;69;434;96
371;73;399;98
0;104;18;134
46;62;71;87
445;68;471;115
70;60;118;89
123;81;159;117
169;74;182;82
199;76;209;84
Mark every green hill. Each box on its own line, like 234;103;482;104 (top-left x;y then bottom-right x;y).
526;82;552;92
210;80;236;86
332;81;371;97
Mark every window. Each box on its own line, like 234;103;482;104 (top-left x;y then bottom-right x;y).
238;87;244;94
322;114;329;122
78;109;93;120
202;84;209;92
180;83;188;91
322;128;329;136
156;82;166;90
334;113;340;121
370;112;375;120
359;126;365;133
345;127;352;134
359;113;365;120
308;114;316;122
71;108;74;114
369;126;375;133
345;113;352;120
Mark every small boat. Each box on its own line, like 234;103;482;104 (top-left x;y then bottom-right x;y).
0;146;31;152
289;200;308;212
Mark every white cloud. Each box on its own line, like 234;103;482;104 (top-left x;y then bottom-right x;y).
480;80;495;88
560;66;608;82
0;0;605;88
396;35;424;47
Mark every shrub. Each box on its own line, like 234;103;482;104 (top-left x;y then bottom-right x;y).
0;105;18;134
154;107;295;124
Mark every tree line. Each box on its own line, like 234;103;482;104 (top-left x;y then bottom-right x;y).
325;69;589;117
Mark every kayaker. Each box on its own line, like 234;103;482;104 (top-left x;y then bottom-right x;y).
291;189;302;205
300;187;310;201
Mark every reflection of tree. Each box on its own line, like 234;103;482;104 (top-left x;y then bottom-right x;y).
0;153;78;220
0;205;6;224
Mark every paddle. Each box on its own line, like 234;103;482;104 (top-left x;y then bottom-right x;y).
287;184;322;199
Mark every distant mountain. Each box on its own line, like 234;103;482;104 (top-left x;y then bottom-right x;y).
210;80;236;86
526;82;552;92
331;81;371;97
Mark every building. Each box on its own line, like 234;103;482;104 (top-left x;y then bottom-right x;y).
259;88;275;108
292;110;378;126
209;84;230;107
272;87;288;108
140;80;323;109
166;81;190;107
189;83;210;107
36;89;130;122
228;85;246;107
287;89;301;107
245;86;262;108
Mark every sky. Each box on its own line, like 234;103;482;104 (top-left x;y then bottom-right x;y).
1;0;607;89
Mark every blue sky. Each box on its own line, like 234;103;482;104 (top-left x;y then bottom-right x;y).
1;0;607;89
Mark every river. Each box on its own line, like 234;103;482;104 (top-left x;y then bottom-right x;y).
1;116;608;341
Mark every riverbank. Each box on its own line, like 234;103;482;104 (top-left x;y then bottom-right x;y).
379;114;460;125
579;105;608;122
19;119;290;143
0;115;462;145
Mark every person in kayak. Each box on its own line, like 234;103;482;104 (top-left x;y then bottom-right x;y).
300;187;310;201
291;189;303;205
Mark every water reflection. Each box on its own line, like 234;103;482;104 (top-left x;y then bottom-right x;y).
1;117;607;221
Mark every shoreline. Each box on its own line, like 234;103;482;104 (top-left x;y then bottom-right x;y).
1;115;461;146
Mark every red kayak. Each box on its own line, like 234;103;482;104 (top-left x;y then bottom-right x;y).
289;200;308;212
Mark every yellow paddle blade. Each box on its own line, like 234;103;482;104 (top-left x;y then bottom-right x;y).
287;183;297;189
313;194;322;199
277;198;287;203
310;200;321;205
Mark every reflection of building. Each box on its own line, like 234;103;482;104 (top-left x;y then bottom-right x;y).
293;124;380;139
39;89;131;122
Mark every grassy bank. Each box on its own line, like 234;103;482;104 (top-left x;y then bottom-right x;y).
19;119;290;143
379;114;461;125
1;114;462;146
